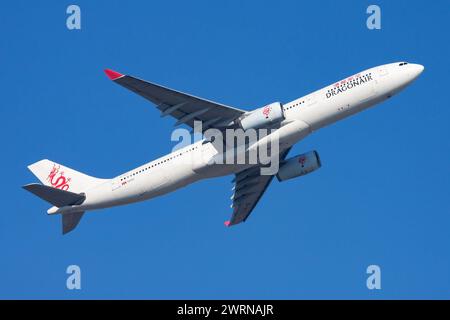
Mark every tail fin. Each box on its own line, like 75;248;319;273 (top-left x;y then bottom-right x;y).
27;159;104;193
25;159;104;235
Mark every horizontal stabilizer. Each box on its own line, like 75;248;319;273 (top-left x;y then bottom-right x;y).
62;212;85;235
22;183;85;207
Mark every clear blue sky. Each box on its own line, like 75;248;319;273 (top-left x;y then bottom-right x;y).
1;0;449;299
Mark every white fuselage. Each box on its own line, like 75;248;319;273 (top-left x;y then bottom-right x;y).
50;62;424;215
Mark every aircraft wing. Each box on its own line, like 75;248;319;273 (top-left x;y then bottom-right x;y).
104;69;245;130
226;148;292;226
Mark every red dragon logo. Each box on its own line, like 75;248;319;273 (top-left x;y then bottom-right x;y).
262;105;271;119
298;156;306;168
47;164;71;191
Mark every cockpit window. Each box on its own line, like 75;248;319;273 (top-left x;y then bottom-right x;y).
399;62;409;66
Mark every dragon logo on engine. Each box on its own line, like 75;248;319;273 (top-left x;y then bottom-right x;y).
47;164;71;191
262;105;271;119
298;156;306;168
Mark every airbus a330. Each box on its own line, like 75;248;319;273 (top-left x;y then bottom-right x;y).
23;62;424;233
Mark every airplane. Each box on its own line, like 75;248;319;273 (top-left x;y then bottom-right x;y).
23;62;424;234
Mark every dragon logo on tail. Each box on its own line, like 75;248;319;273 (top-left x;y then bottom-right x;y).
47;164;71;191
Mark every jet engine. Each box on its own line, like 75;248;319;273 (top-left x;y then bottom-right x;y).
239;102;285;130
276;151;321;182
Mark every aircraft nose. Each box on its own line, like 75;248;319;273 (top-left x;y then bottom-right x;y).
410;63;425;78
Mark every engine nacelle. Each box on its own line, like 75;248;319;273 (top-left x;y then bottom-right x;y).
239;102;285;131
276;151;321;182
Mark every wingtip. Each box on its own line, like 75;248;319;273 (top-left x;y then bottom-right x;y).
104;69;124;80
224;220;231;227
22;183;37;191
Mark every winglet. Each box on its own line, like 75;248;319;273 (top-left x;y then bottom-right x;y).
224;220;231;227
104;69;124;80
